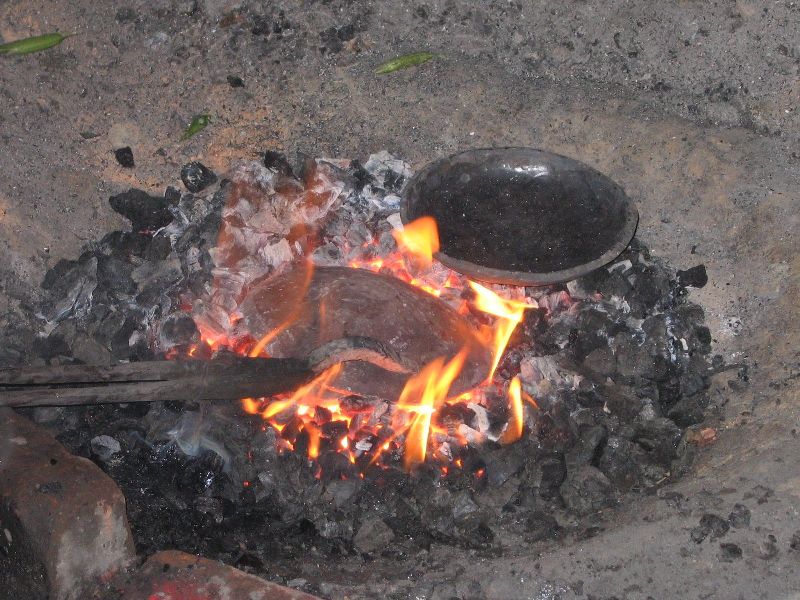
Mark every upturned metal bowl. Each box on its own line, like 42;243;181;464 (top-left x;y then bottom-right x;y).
402;147;639;286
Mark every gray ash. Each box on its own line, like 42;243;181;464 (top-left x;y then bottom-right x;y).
8;151;714;587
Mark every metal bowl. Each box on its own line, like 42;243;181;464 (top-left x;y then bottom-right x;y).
402;147;639;286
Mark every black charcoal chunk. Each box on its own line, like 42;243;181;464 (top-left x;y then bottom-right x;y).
180;162;218;193
524;511;561;542
667;393;709;426
114;146;135;168
597;436;645;492
227;75;245;88
565;425;606;469
164;186;182;204
109;188;174;231
677;264;708;289
263;150;295;178
159;313;200;350
559;466;614;515
352;517;394;554
96;255;136;295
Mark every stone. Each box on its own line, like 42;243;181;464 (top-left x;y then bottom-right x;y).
115;550;320;599
114;146;135;168
559;466;615;515
180;161;218;193
353;517;395;554
759;535;779;560
728;503;751;528
0;408;135;600
90;435;121;463
719;542;743;561
109;189;174;231
690;513;730;543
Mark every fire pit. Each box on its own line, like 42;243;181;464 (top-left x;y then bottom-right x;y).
2;150;715;598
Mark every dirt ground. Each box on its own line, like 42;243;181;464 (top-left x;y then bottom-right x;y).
0;1;798;598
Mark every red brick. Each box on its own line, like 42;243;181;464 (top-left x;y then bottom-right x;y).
118;550;322;600
0;408;135;599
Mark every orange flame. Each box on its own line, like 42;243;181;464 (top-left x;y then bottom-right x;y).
392;216;440;269
215;215;543;472
396;350;468;469
469;281;534;381
499;376;524;445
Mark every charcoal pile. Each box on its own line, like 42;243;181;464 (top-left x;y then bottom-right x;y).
4;150;714;588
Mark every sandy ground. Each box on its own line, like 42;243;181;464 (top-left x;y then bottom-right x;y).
0;1;798;598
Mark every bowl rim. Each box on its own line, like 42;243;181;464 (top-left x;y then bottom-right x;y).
400;147;640;286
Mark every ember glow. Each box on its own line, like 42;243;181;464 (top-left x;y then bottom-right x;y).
196;210;538;472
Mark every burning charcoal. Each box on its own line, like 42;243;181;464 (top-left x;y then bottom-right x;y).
677;264;708;289
565;425;607;469
181;161;218;193
227;75;245;88
691;513;730;543
524;511;561;542
353;517;394;554
719;542;743;561
109;188;174;231
90;435;122;463
261;150;294;179
728;503;751;528
559;466;614;515
114;146;135;168
597;437;646;492
96;255;136;296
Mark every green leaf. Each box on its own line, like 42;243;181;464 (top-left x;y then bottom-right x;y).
375;51;435;74
0;32;74;56
181;114;211;141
